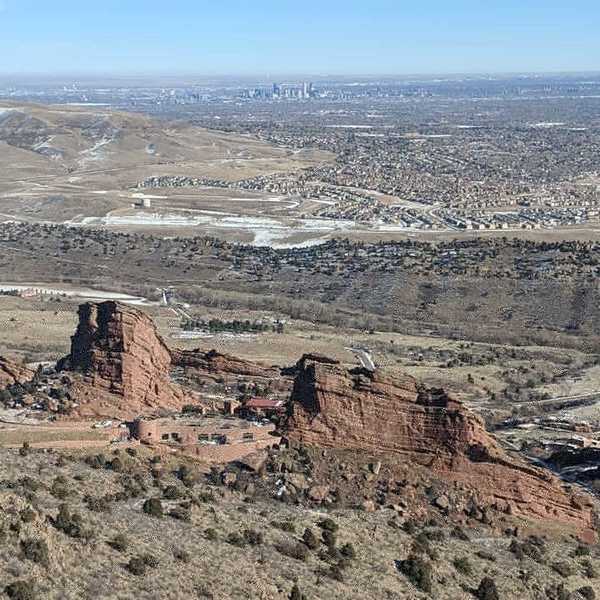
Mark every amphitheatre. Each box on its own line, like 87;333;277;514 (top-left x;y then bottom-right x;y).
0;300;597;543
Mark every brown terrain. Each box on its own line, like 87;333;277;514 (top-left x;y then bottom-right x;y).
172;347;284;387
0;301;599;598
8;301;595;539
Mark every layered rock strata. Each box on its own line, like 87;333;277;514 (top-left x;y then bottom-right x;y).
172;348;289;392
284;354;595;536
58;301;188;418
172;348;278;380
0;356;33;390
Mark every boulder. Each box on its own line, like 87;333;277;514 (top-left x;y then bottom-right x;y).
434;495;450;511
171;348;281;382
361;499;377;512
0;356;33;390
308;485;330;502
221;472;237;487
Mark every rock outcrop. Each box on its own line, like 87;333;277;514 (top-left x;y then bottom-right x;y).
284;354;595;537
58;301;189;419
172;348;278;379
0;356;33;390
172;348;289;391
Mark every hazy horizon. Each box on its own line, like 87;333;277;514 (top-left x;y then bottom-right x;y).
1;72;600;90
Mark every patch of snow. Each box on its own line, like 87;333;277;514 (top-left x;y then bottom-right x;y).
32;136;56;151
74;211;356;249
130;193;168;200
0;284;150;305
171;331;258;341
78;136;114;168
311;199;337;205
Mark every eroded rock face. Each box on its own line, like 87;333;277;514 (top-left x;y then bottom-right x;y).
284;354;595;536
172;348;278;379
0;356;33;390
58;301;188;418
171;348;288;392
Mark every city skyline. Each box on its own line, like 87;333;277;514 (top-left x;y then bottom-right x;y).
0;0;599;76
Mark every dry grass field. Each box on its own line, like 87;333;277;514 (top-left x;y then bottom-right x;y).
3;293;599;429
0;296;77;362
0;446;598;600
0;102;335;246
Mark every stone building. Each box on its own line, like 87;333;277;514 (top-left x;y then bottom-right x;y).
130;416;280;462
238;397;285;419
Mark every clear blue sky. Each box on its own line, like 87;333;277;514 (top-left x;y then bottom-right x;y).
0;0;598;76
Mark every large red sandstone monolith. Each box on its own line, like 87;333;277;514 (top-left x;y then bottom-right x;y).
284;354;596;538
58;301;188;418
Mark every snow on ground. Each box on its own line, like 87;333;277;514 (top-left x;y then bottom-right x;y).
81;213;212;227
32;136;56;151
310;199;337;205
271;201;299;211
530;122;566;128
194;209;238;216
0;284;150;305
76;211;356;248
252;230;329;249
77;136;114;168
130;193;168;200
171;331;258;341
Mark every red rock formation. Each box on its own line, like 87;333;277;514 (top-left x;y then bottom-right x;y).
0;356;33;390
58;301;189;419
172;348;279;380
284;354;596;537
171;348;289;393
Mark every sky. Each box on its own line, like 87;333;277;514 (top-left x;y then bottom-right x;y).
0;0;599;76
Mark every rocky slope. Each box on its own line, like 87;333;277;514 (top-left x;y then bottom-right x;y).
283;354;596;539
172;348;278;379
172;348;289;392
0;355;33;390
57;301;190;419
